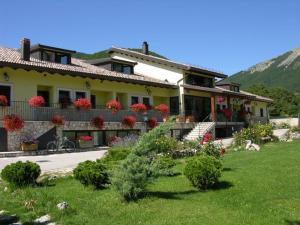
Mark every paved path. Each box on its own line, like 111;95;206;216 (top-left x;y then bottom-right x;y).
0;150;107;173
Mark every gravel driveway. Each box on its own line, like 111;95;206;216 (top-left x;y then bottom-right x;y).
0;150;107;173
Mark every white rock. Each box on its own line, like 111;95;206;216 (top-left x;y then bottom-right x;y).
273;129;289;141
3;187;8;192
0;210;7;215
252;143;260;151
47;223;57;225
34;214;51;224
245;140;252;150
57;202;68;210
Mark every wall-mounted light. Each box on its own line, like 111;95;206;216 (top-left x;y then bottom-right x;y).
3;72;9;81
145;86;152;95
85;81;91;89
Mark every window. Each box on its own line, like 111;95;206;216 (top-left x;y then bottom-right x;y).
131;96;139;105
43;51;55;62
75;91;86;100
112;63;133;74
0;85;11;106
91;95;96;109
58;90;71;105
185;74;213;87
56;54;69;65
142;97;150;107
260;108;264;117
170;96;179;115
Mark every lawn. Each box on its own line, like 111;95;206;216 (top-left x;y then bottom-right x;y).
1;141;300;225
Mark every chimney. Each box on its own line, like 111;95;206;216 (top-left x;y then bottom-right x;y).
142;41;149;55
20;38;31;61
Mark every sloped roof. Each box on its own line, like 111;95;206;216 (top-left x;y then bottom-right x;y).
0;47;176;88
109;47;227;78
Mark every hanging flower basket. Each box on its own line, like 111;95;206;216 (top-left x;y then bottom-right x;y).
28;96;45;107
0;95;8;106
51;115;65;126
91;116;104;129
74;98;91;110
3;114;24;132
106;100;122;114
217;96;225;104
147;117;157;128
130;103;147;114
122;115;136;128
155;104;169;117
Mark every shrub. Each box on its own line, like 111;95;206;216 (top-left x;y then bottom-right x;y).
130;103;147;114
184;155;222;190
153;136;178;154
51;115;65;126
28;96;45;107
1;161;41;187
102;146;131;164
153;156;176;176
122;115;136;128
106;100;122;114
110;134;139;147
0;95;8;106
74;98;91;110
199;141;222;159
3;114;24;132
91;116;104;129
73;160;109;189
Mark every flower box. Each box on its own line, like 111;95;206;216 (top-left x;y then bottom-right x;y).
78;140;94;148
20;143;38;151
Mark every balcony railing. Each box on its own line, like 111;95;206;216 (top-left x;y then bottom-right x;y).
0;101;164;122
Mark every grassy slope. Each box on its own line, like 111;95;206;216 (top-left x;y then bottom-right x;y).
1;141;300;225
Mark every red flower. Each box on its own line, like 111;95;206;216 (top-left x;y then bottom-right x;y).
106;100;122;114
130;103;147;114
79;136;93;141
0;95;8;106
28;96;45;107
51;115;65;126
200;132;213;145
3;114;24;132
122;115;136;128
74;98;91;110
217;96;225;104
147;117;158;128
221;108;232;120
91;116;104;129
155;104;169;117
220;148;226;155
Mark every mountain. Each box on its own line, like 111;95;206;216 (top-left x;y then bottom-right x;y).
228;47;300;92
73;48;168;60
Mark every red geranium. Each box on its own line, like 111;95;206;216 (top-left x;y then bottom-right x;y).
220;148;226;155
106;100;122;114
221;108;233;120
155;104;169;117
147;117;158;128
91;116;104;129
51;115;65;126
0;95;8;106
79;136;93;141
74;98;91;110
3;114;24;132
130;103;147;114
28;96;45;107
200;132;213;145
122;115;136;128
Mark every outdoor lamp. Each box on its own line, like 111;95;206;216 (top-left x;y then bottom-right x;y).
3;72;9;81
85;81;91;89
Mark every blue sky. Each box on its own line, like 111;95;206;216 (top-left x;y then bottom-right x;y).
0;0;299;75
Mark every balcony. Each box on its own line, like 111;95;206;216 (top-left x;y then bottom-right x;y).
0;101;164;122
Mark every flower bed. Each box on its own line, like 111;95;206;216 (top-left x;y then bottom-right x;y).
28;96;45;107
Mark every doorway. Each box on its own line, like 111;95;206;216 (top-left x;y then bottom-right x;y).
0;128;8;152
0;84;11;106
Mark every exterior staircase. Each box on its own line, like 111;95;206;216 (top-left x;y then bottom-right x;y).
184;122;216;141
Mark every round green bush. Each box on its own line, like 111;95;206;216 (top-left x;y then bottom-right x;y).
184;155;222;190
73;160;109;189
153;156;176;176
1;161;41;187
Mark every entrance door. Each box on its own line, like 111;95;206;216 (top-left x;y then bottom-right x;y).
0;85;11;106
0;128;8;152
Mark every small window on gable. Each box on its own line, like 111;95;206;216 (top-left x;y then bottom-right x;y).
43;51;55;62
112;63;133;74
260;108;264;117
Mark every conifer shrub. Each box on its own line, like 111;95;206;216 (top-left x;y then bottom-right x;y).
1;161;41;188
184;155;222;190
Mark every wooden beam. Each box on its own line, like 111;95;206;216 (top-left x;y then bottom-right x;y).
210;94;216;122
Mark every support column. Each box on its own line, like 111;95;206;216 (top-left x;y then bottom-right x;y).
210;95;216;122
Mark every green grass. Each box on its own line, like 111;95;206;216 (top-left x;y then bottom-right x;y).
1;141;300;225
